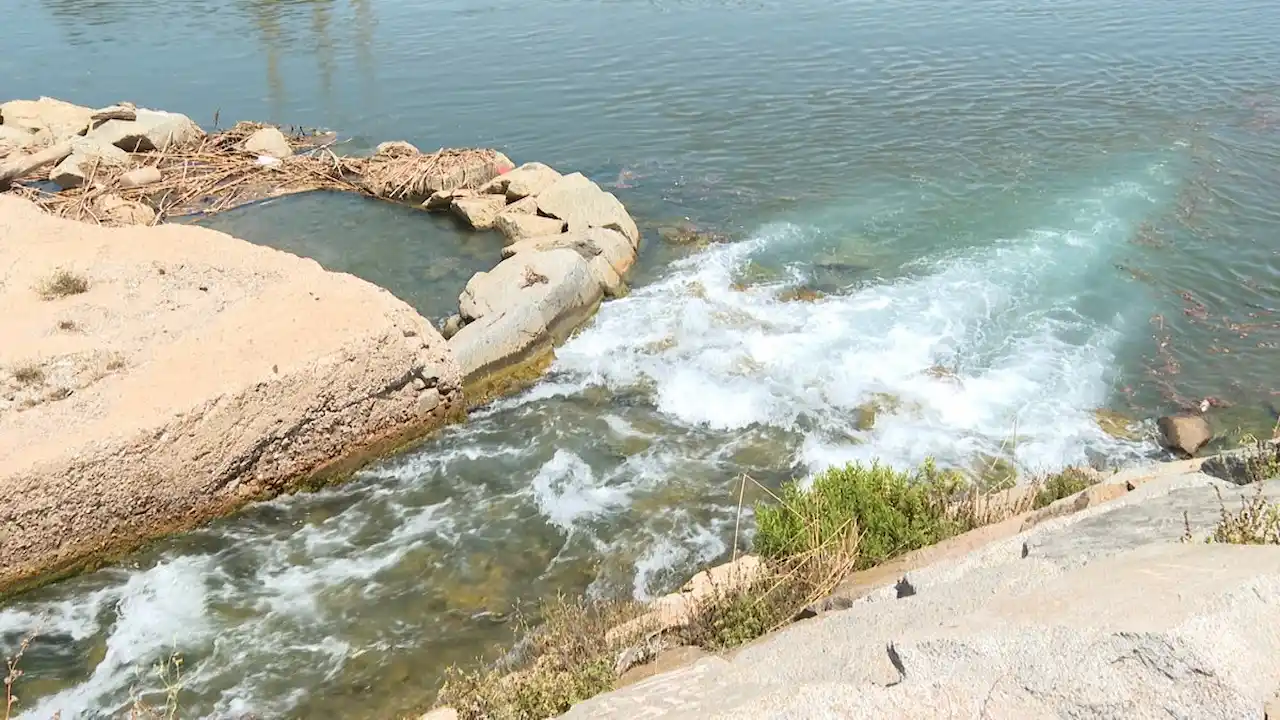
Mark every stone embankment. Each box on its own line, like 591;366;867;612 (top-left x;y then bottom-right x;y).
559;451;1280;719
0;97;642;593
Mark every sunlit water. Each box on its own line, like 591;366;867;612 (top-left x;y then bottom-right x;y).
4;0;1280;717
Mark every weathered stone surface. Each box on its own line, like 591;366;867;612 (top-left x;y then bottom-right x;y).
494;212;566;241
0;126;38;157
244;127;293;159
536;172;641;247
375;140;419;157
93;193;156;226
450;195;507;230
0;195;461;593
0;97;94;142
88;109;204;152
424;188;475;212
1158;414;1212;457
118;165;163;189
498;195;538;216
503;228;636;296
609;556;766;642
480;161;563;200
418;708;458;720
567;474;1280;720
450;249;602;381
49;138;131;189
440;314;465;340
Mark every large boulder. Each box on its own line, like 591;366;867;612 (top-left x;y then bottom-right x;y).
503;227;636;296
244;127;293;159
0;126;38;158
536;172;641;247
449;249;603;382
0;195;461;593
87;109;204;152
1157;414;1212;457
494;212;566;241
48;137;132;189
479;161;563;201
450;195;507;230
0;97;94;143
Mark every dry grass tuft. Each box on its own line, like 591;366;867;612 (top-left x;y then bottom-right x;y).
358;147;504;202
10;363;45;386
36;269;89;300
1189;483;1280;545
1032;467;1100;509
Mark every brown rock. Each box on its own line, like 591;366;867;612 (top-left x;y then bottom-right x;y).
1157;415;1212;457
119;166;163;189
536;172;641;247
450;195;507;230
0;195;461;594
494;212;566;241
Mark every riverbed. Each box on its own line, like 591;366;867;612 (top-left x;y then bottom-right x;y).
3;0;1280;717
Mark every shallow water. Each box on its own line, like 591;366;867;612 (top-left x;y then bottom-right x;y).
4;0;1280;717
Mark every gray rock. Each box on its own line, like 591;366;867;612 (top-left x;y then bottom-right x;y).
494;212;566;241
49;138;132;189
479;162;563;200
566;476;1280;720
244;127;293;159
0;97;94;142
450;195;507;230
88;109;204;152
450;249;603;381
1158;414;1212;457
536;172;641;247
118;166;163;189
503;227;636;296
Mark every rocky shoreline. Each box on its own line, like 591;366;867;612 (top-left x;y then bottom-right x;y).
0;96;642;594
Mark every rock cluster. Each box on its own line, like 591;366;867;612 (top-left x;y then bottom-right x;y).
426;162;642;396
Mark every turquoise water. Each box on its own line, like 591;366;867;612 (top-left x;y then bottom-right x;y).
4;0;1280;717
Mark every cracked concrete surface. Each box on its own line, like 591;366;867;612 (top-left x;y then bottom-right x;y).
564;469;1280;719
0;195;462;593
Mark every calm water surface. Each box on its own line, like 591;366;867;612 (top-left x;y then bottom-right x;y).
3;0;1280;717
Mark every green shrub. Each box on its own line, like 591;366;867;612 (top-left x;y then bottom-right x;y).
1207;483;1280;545
753;460;968;568
1032;467;1099;509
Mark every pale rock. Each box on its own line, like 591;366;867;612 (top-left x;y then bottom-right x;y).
497;196;538;216
450;195;507;230
494;212;566;242
419;708;458;720
119;166;163;189
0;125;38;157
423;188;475;212
0;195;461;592
375;140;419;157
0;97;94;141
450;249;603;382
93;194;156;226
243;127;293;159
479;162;563;200
681;555;765;599
88;109;204;152
49;138;132;189
503;227;636;296
1157;414;1212;457
536;172;641;247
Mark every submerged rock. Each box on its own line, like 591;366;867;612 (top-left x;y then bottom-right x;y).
1094;408;1143;441
0;194;461;594
657;220;729;247
1157;414;1212;457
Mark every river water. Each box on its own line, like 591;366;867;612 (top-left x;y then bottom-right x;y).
4;0;1280;717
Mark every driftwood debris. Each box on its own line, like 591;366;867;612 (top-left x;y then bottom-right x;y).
0;140;74;191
